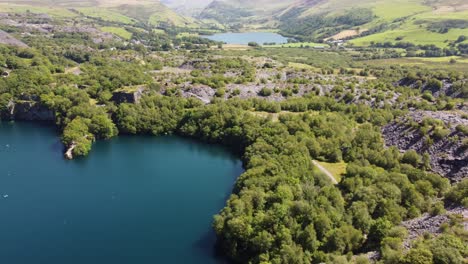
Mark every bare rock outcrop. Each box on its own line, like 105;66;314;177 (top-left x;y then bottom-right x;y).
0;29;28;48
111;86;147;104
383;110;468;181
64;143;77;160
402;207;467;249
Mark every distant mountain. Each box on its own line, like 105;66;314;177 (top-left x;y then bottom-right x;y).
197;0;296;27
161;0;213;16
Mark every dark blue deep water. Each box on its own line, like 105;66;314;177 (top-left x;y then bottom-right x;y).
0;122;243;264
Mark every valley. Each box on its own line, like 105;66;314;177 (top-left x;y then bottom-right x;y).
0;0;466;263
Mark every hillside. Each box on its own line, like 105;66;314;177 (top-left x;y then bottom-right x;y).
161;0;212;16
196;0;468;47
0;2;467;263
0;0;200;27
198;0;296;27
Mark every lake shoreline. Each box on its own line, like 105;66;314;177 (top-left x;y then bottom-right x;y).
0;122;243;264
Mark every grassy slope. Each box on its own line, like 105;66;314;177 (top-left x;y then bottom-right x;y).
350;9;468;47
315;160;347;182
284;0;468;47
77;7;136;24
362;57;468;74
327;0;468;47
100;26;132;39
0;3;77;17
0;0;199;27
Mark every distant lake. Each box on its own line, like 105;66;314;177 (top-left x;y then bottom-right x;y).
204;32;288;45
0;122;243;264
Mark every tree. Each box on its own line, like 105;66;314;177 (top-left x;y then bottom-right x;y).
367;218;392;248
89;114;118;140
248;42;259;47
62;117;94;156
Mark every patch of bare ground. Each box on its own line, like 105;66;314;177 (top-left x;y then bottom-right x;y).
432;3;468;13
326;28;368;41
65;66;81;75
0;29;28;48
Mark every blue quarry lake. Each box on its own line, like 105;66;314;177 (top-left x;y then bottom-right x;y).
204;32;288;45
0;122;243;264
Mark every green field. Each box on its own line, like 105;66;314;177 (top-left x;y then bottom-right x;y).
362;57;468;74
350;26;468;48
315;160;347;182
406;56;468;63
149;11;198;27
77;8;136;24
371;0;431;21
176;32;200;38
351;6;468;47
265;42;330;48
0;3;77;17
101;27;132;39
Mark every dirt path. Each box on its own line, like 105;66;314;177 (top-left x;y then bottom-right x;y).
312;160;338;184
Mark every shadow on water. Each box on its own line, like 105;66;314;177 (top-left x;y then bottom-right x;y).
194;229;231;264
50;139;64;153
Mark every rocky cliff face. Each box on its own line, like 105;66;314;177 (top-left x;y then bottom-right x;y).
382;110;467;182
3;100;55;122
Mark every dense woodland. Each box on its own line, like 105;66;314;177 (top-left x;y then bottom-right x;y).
0;10;467;264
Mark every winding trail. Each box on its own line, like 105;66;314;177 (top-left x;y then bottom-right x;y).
312;160;338;184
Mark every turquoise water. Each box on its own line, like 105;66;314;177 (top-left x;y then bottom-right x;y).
204;32;288;45
0;122;243;264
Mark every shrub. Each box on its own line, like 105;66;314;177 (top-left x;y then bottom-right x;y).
432;127;451;140
445;179;468;207
426;78;443;90
258;87;273;97
215;88;226;97
461;138;468;150
430;201;446;216
455;125;468;135
402;150;421;167
422;92;434;102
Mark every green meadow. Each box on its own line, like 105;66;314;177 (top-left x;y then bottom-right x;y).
0;3;77;17
351;6;468;47
77;8;136;24
100;26;132;39
265;42;330;48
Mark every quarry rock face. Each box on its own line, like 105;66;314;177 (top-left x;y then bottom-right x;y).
382;110;468;182
111;86;147;104
5;100;55;122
